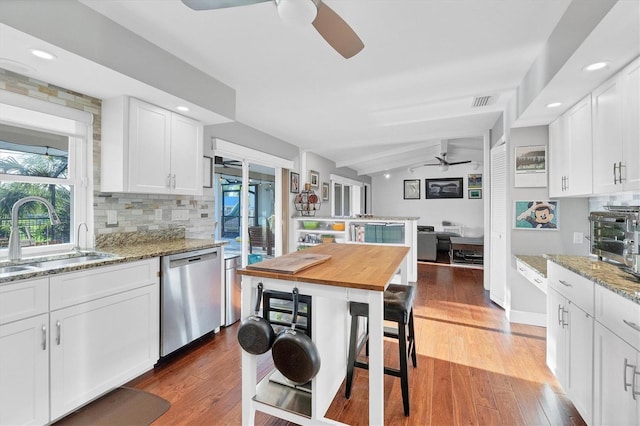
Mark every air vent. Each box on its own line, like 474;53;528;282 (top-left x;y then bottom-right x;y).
471;95;492;108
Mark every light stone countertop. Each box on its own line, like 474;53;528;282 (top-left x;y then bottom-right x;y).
0;238;228;285
514;255;548;278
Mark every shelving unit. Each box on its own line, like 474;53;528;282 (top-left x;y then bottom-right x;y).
291;216;418;282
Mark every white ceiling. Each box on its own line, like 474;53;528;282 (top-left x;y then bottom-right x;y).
1;0;638;176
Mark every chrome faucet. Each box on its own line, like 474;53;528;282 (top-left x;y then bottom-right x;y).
75;222;88;252
8;196;62;261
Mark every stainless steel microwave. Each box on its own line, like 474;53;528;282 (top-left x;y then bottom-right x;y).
589;206;640;267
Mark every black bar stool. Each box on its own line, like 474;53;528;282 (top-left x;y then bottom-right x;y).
345;284;417;416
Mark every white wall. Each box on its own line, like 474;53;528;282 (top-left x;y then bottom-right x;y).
371;163;485;237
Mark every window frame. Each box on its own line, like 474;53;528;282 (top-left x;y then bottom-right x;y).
0;91;93;258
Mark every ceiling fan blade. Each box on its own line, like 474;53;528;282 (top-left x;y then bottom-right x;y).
181;0;269;11
422;163;441;167
312;2;364;59
448;160;472;166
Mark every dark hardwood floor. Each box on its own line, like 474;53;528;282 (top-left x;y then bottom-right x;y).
127;263;585;425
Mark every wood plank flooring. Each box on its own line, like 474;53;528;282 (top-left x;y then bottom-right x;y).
127;262;585;425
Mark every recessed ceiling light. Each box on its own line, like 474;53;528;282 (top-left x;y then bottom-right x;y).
383;173;391;179
584;61;608;71
30;49;56;60
546;102;562;108
176;106;189;112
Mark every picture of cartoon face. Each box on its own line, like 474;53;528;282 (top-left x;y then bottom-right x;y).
533;206;554;224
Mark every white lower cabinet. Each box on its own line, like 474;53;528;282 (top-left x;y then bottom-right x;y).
593;284;640;426
0;314;49;426
593;322;639;425
0;258;159;425
546;262;594;424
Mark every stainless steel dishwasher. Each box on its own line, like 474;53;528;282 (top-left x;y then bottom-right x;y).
160;247;222;357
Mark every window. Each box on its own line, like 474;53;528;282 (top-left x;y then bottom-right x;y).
331;175;362;217
0;96;92;257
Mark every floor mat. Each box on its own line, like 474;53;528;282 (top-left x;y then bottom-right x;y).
54;387;170;426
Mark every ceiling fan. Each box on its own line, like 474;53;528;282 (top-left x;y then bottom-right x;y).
409;141;473;172
181;0;364;58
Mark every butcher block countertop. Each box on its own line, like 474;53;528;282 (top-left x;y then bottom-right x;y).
238;243;409;291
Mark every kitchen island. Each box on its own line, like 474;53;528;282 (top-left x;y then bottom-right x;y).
238;243;410;425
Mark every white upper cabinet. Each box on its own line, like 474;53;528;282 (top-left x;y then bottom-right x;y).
592;57;640;194
548;95;593;197
101;96;203;195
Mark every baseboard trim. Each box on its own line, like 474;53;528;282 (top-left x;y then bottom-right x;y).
507;309;546;327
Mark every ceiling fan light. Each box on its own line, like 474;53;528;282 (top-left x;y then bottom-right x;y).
277;0;318;26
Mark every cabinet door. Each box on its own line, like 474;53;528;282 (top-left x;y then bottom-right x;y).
593;322;639;426
566;301;593;424
565;95;592;196
546;287;567;388
128;97;172;194
548;117;567;197
0;314;49;426
49;285;159;421
170;113;203;195
621;57;640;191
592;75;624;194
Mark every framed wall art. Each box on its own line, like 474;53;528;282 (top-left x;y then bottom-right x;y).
321;182;330;201
203;156;212;188
514;145;547;187
425;177;463;199
468;189;482;199
514;200;558;230
468;173;482;188
403;179;420;199
309;170;319;188
290;172;299;193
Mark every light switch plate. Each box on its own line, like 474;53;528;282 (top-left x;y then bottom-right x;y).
107;210;117;225
573;232;584;244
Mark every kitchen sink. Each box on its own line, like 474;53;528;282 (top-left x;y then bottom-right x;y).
0;264;42;275
31;253;116;269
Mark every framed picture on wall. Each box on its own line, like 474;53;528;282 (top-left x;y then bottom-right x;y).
322;182;330;201
425;177;463;199
290;172;299;193
403;179;420;199
468;174;482;188
468;189;482;199
514;145;547;187
514;200;558;230
309;170;319;188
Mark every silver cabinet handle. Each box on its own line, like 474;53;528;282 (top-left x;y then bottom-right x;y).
624;358;634;393
619;161;626;182
172;174;177;189
565;175;568;190
633;367;640;400
623;319;640;333
56;320;61;345
534;278;542;284
614;162;619;184
166;173;172;188
557;304;563;326
562;307;569;328
559;279;572;287
41;324;47;351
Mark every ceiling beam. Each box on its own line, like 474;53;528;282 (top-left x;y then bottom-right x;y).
335;141;439;168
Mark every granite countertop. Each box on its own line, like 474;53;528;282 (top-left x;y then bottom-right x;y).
514;255;548;278
294;216;420;221
544;254;640;304
0;238;228;285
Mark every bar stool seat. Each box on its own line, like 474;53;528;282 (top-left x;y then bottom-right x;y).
345;284;417;416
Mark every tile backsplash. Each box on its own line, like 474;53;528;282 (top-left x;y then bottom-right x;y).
1;69;216;241
589;191;640;211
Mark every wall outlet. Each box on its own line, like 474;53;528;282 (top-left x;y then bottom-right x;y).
155;209;163;221
171;209;189;221
107;210;118;225
573;232;584;244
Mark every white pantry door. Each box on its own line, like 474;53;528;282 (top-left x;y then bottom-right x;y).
490;143;507;308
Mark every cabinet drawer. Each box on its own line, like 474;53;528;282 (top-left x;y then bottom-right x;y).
50;259;159;310
0;278;48;325
595;285;640;351
547;262;594;314
516;259;547;293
